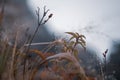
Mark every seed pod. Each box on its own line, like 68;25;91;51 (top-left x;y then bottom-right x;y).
48;13;53;18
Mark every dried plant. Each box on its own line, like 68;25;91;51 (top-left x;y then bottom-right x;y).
102;49;108;80
0;2;112;80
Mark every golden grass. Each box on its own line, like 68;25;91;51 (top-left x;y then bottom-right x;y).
0;5;105;80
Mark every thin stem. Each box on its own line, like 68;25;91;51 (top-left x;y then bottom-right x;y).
24;42;54;46
26;6;50;52
10;31;18;80
22;6;51;80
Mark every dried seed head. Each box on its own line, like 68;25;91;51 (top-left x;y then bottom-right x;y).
103;53;106;58
105;49;108;54
48;13;53;18
44;20;47;23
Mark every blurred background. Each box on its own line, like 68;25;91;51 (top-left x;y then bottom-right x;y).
28;0;120;79
28;0;120;59
0;0;120;79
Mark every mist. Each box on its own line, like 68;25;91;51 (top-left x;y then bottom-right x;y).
27;0;120;58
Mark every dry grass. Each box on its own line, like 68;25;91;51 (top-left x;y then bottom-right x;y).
0;3;110;80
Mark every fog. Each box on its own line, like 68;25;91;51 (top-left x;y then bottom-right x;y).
27;0;120;58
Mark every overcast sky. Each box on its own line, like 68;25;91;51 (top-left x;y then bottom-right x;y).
27;0;120;59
